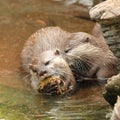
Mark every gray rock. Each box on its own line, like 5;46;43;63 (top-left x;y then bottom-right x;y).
110;96;120;120
89;0;120;71
103;74;120;106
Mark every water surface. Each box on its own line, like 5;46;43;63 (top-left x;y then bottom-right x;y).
0;84;110;120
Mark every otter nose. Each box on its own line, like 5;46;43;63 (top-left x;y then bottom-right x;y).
39;70;47;77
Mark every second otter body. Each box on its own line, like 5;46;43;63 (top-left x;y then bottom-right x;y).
21;26;117;94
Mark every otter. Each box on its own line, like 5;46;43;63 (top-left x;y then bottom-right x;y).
21;26;118;94
29;49;77;95
65;31;118;80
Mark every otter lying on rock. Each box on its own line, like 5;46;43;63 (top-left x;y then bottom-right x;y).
21;26;117;95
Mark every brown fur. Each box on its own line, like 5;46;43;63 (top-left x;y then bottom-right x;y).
65;30;117;79
21;27;71;72
21;26;118;91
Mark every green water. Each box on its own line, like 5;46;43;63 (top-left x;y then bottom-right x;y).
0;84;110;120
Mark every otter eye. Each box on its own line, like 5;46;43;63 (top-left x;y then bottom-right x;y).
45;61;50;66
65;48;72;53
32;68;37;73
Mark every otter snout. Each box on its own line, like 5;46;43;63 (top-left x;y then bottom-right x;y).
39;70;47;77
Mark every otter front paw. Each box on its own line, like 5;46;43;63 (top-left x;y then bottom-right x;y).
39;82;61;95
38;76;76;95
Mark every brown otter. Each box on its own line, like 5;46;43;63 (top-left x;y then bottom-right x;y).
21;26;117;94
65;31;118;80
29;49;77;95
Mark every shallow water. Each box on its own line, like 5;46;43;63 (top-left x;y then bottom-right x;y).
0;84;110;120
0;0;111;119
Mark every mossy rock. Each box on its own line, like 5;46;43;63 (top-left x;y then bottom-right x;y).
103;74;120;106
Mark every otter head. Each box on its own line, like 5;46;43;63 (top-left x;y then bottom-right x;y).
38;49;65;80
29;49;76;95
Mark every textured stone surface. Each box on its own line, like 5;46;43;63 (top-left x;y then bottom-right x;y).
103;74;120;106
90;0;120;20
99;19;120;71
89;0;120;71
110;96;120;120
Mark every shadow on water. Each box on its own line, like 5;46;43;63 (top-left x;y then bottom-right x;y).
0;0;111;119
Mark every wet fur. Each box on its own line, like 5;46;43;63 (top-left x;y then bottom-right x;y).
21;26;118;89
65;31;117;79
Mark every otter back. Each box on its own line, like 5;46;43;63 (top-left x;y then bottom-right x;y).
21;26;118;84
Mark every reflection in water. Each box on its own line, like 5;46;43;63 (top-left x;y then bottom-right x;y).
0;0;110;119
0;85;110;120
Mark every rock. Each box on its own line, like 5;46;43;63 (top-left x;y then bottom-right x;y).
103;74;120;106
90;0;120;20
110;96;120;120
89;0;120;71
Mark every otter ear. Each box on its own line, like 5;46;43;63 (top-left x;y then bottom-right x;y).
55;49;60;56
84;37;90;43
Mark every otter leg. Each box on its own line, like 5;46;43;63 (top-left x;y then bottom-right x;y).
96;67;117;79
41;82;59;95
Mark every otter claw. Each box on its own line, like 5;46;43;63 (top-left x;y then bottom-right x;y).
46;85;58;93
42;82;58;94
